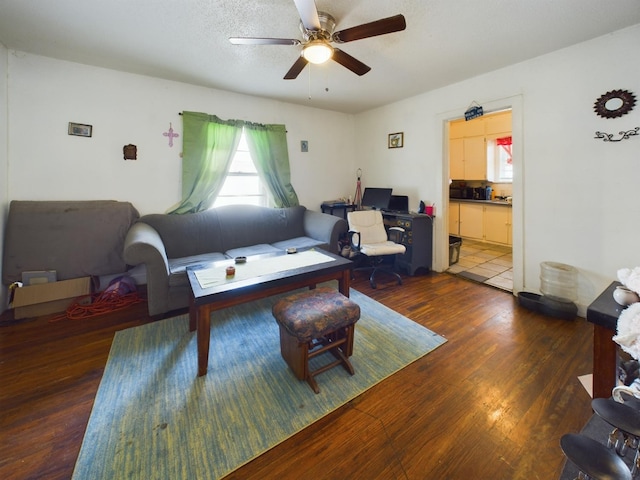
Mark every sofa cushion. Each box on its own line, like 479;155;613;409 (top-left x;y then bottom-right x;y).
168;252;227;287
225;244;281;259
271;236;326;252
216;205;307;251
140;210;224;259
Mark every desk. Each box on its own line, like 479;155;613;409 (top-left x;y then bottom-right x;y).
586;281;625;398
321;202;356;220
382;212;434;275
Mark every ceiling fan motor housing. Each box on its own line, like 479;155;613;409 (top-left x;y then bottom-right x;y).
300;11;335;42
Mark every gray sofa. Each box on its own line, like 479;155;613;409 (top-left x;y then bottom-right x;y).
3;200;140;285
123;204;347;316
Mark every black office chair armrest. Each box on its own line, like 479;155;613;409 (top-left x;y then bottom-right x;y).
348;230;362;252
388;226;405;244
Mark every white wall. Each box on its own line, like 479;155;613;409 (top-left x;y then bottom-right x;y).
5;24;640;312
355;24;640;311
6;52;357;215
0;43;8;308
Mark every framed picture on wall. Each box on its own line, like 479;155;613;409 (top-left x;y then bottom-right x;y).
388;132;403;148
68;122;93;137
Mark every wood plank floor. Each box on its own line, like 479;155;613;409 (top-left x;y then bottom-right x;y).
0;271;595;479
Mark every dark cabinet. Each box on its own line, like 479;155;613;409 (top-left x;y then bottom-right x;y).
382;212;434;275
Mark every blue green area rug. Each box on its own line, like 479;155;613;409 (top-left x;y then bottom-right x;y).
72;288;446;479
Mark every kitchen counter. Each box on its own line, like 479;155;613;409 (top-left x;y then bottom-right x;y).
449;198;512;206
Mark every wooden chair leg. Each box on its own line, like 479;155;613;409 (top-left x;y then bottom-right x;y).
328;347;355;375
305;328;356;393
305;373;320;394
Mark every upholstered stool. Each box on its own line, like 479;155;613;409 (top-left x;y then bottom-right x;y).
560;433;631;480
272;287;360;394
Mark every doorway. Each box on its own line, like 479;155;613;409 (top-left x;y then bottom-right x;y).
437;95;523;295
448;239;513;291
447;109;513;292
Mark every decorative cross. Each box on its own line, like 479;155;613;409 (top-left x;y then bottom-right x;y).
163;123;179;147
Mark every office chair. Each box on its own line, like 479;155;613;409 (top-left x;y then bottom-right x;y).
347;210;406;288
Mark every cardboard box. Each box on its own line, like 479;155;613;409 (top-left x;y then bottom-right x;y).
21;270;57;286
12;277;92;319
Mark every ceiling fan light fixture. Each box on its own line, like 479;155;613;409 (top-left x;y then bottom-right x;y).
302;40;333;64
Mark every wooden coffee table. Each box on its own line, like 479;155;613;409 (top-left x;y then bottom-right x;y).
186;249;353;376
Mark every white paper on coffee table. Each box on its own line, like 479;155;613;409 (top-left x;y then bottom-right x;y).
194;249;335;289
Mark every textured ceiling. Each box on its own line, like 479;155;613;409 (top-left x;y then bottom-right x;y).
1;0;640;113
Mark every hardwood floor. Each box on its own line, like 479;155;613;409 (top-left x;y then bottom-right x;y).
0;271;594;479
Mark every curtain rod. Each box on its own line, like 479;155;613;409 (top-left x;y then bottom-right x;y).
176;113;286;131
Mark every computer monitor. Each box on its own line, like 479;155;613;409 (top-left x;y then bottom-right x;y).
387;195;409;213
361;187;392;210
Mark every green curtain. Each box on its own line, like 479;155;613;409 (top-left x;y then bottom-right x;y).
166;112;243;214
244;123;299;208
168;112;298;213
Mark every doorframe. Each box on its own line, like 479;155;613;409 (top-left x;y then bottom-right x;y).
434;94;524;294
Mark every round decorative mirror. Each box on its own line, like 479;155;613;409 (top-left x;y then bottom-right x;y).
594;89;636;119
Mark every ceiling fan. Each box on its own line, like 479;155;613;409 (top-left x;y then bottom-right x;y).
229;0;406;80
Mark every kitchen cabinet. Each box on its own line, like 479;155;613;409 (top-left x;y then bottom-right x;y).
463;136;486;179
484;111;511;136
459;203;484;240
449;201;460;235
450;136;486;180
449;111;511;181
484;204;512;245
450;117;485;139
449;140;465;179
449;201;513;245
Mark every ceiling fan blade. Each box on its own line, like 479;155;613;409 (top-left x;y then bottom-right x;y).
284;56;309;79
332;14;406;43
293;0;321;31
229;37;300;46
332;48;371;76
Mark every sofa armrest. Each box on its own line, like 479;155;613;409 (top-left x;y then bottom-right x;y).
303;210;348;254
123;222;171;316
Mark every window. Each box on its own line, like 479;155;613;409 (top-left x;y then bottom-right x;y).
487;135;513;182
212;129;268;207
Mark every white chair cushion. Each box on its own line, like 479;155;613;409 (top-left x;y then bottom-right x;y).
348;210;389;244
347;210;406;256
360;241;406;256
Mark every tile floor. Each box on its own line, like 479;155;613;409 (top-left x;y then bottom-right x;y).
447;239;513;292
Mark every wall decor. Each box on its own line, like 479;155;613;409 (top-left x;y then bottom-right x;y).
594;127;639;143
464;101;484;121
123;144;137;160
163;122;179;147
388;132;404;148
593;89;636;119
68;122;92;137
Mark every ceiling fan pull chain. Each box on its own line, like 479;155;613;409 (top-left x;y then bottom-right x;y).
325;67;329;93
308;64;312;99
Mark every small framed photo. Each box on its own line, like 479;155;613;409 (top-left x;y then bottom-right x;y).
388;132;403;149
68;122;92;137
